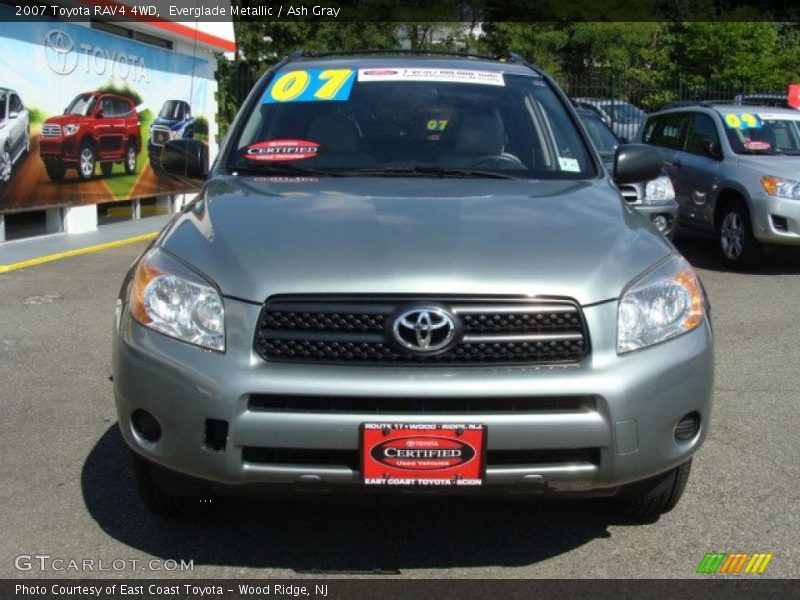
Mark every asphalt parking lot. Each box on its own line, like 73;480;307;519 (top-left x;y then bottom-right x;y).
0;231;798;579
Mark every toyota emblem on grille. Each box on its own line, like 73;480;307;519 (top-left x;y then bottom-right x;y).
393;308;456;352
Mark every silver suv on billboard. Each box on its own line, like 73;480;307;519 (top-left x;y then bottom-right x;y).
0;87;30;186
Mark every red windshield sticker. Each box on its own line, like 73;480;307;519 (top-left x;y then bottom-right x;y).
360;69;399;77
743;140;772;151
245;139;322;161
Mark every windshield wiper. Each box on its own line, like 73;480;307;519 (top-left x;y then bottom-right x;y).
230;163;342;177
343;166;523;180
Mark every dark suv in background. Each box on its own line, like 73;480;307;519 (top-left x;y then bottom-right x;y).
39;92;140;182
148;100;195;172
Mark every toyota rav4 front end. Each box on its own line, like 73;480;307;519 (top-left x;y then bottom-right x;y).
113;53;714;519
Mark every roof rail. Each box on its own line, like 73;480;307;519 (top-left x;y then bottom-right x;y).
299;48;501;61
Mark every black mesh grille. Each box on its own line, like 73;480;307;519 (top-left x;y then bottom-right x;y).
255;297;589;366
248;394;594;414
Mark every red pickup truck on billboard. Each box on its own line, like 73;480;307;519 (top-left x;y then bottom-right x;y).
39;92;140;182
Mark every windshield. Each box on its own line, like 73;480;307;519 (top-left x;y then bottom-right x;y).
580;113;619;155
229;67;596;179
723;112;800;155
65;94;96;116
159;100;184;120
600;103;645;124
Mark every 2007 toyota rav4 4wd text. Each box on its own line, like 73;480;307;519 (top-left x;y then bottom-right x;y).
113;52;714;520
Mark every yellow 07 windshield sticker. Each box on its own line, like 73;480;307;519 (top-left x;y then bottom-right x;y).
724;113;763;130
263;69;356;103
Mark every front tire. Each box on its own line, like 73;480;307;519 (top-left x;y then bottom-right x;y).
76;142;96;181
611;459;692;520
44;159;65;182
131;452;204;518
124;142;137;175
718;202;762;269
0;145;11;185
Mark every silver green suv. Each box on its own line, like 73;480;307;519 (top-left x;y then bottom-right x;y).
113;52;714;519
639;104;800;268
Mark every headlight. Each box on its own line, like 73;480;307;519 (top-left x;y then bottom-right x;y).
169;128;182;140
63;124;79;136
642;175;675;204
617;255;706;354
129;248;225;352
760;175;800;200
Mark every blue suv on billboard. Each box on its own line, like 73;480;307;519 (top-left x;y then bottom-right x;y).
148;100;194;171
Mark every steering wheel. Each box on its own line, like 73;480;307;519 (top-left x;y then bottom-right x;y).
468;153;526;170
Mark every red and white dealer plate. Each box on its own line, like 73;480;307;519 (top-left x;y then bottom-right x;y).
361;423;487;487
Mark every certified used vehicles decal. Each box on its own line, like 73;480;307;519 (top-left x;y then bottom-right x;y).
362;423;486;486
245;140;322;161
263;68;355;103
358;68;505;86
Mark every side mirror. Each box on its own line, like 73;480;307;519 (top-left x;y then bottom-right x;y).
701;140;723;160
161;139;208;179
613;143;662;185
96;109;105;119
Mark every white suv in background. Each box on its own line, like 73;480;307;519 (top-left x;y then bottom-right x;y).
639;104;800;268
0;87;30;187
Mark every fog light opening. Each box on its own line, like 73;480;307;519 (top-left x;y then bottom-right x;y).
674;411;701;443
653;214;671;233
131;409;162;442
204;419;229;452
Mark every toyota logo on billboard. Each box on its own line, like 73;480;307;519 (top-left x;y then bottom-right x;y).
43;29;78;75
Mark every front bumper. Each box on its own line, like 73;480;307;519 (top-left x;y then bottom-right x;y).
113;298;714;495
39;137;78;163
751;194;800;246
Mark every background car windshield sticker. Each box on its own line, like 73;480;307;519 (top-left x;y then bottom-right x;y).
723;113;763;129
558;157;581;172
263;69;355;103
358;68;505;86
743;140;772;151
245;140;322;161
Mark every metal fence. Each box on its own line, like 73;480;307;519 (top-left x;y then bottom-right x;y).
563;75;790;140
214;65;792;142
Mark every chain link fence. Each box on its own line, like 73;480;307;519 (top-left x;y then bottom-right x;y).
563;74;791;140
214;64;793;142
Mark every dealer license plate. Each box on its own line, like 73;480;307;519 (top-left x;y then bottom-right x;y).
361;423;486;487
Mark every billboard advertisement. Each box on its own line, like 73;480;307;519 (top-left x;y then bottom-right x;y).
0;11;213;213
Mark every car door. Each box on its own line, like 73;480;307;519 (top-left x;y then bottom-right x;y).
8;93;26;159
96;96;125;158
674;112;722;229
641;112;689;180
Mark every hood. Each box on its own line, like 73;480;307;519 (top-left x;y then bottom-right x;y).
160;176;672;306
44;114;91;125
151;116;186;129
737;154;800;176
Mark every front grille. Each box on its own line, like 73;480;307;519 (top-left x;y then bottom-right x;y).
618;184;640;203
151;127;170;147
241;447;600;470
41;124;61;137
248;394;595;414
255;296;589;366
